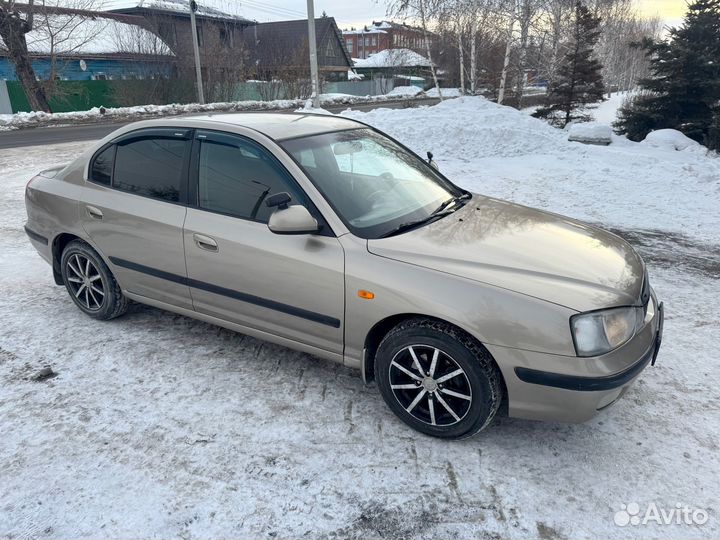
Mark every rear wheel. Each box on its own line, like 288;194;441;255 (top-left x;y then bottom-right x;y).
60;240;128;320
375;319;503;439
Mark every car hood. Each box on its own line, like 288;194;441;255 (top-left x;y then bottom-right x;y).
367;195;645;312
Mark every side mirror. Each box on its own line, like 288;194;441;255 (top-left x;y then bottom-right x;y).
427;151;439;171
268;205;320;235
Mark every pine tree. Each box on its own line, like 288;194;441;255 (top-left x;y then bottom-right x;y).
615;0;720;150
533;1;605;128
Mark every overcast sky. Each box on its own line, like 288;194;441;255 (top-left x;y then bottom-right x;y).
226;0;689;28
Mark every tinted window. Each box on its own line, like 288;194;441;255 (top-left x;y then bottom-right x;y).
198;133;307;222
90;145;114;186
114;137;187;202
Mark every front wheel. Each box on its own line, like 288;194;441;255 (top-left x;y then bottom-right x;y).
375;319;503;439
60;240;128;320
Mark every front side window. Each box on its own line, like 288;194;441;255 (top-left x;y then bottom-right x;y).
197;132;308;223
89;145;115;186
281;128;462;239
114;137;187;202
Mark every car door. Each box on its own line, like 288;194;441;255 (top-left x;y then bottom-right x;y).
183;130;345;355
81;128;193;310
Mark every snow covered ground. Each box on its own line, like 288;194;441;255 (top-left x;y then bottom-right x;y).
1;97;719;539
592;91;631;124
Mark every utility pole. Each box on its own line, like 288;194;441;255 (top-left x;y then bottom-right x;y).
306;0;320;108
189;0;205;104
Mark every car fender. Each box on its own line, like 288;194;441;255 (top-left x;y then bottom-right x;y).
339;234;577;371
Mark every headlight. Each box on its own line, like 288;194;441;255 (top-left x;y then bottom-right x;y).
571;307;643;357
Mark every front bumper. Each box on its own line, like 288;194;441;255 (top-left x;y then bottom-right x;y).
487;301;664;423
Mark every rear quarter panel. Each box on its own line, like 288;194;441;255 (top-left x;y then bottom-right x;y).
25;159;89;263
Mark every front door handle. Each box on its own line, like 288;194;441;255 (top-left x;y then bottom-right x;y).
193;233;218;252
86;205;103;220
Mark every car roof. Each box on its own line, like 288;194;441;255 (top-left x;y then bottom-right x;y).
178;112;365;141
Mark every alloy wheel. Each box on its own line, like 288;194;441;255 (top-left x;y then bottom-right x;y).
66;253;105;311
388;344;472;426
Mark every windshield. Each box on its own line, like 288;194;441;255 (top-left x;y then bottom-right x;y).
281;128;464;239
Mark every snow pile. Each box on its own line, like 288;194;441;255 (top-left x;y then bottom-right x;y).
341;96;720;243
0;92;430;131
425;87;462;98
642;129;704;152
343;96;567;158
567;122;613;145
294;99;334;115
386;85;424;97
353;48;431;68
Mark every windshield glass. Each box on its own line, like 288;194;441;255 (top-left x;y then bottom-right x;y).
280;128;463;239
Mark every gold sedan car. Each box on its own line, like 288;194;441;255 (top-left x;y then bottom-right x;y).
24;113;664;439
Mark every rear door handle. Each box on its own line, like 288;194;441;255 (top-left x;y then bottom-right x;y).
193;233;218;252
86;205;103;220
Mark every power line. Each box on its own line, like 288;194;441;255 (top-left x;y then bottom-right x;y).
241;0;305;17
208;0;306;19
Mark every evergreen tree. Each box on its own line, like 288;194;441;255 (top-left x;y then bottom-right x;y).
533;1;605;127
615;0;720;150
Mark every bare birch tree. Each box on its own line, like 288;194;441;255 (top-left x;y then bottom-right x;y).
0;0;51;111
28;1;107;102
388;0;444;100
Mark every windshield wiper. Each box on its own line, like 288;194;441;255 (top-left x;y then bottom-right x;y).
380;193;472;239
431;192;472;216
379;212;455;238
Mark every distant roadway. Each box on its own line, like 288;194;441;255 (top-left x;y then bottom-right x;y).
0;98;441;150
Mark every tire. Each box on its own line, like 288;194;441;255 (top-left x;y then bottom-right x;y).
375;318;503;439
60;239;128;320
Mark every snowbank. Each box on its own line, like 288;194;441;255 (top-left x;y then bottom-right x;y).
341;96;720;244
642;129;703;152
567;122;613;145
386;85;424;97
425;87;462;98
0;92;429;131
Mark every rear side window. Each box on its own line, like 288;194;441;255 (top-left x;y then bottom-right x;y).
114;137;188;203
89;145;115;186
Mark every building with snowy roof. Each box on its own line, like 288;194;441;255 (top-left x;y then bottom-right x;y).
352;48;433;86
0;5;173;82
106;0;254;83
342;20;434;59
